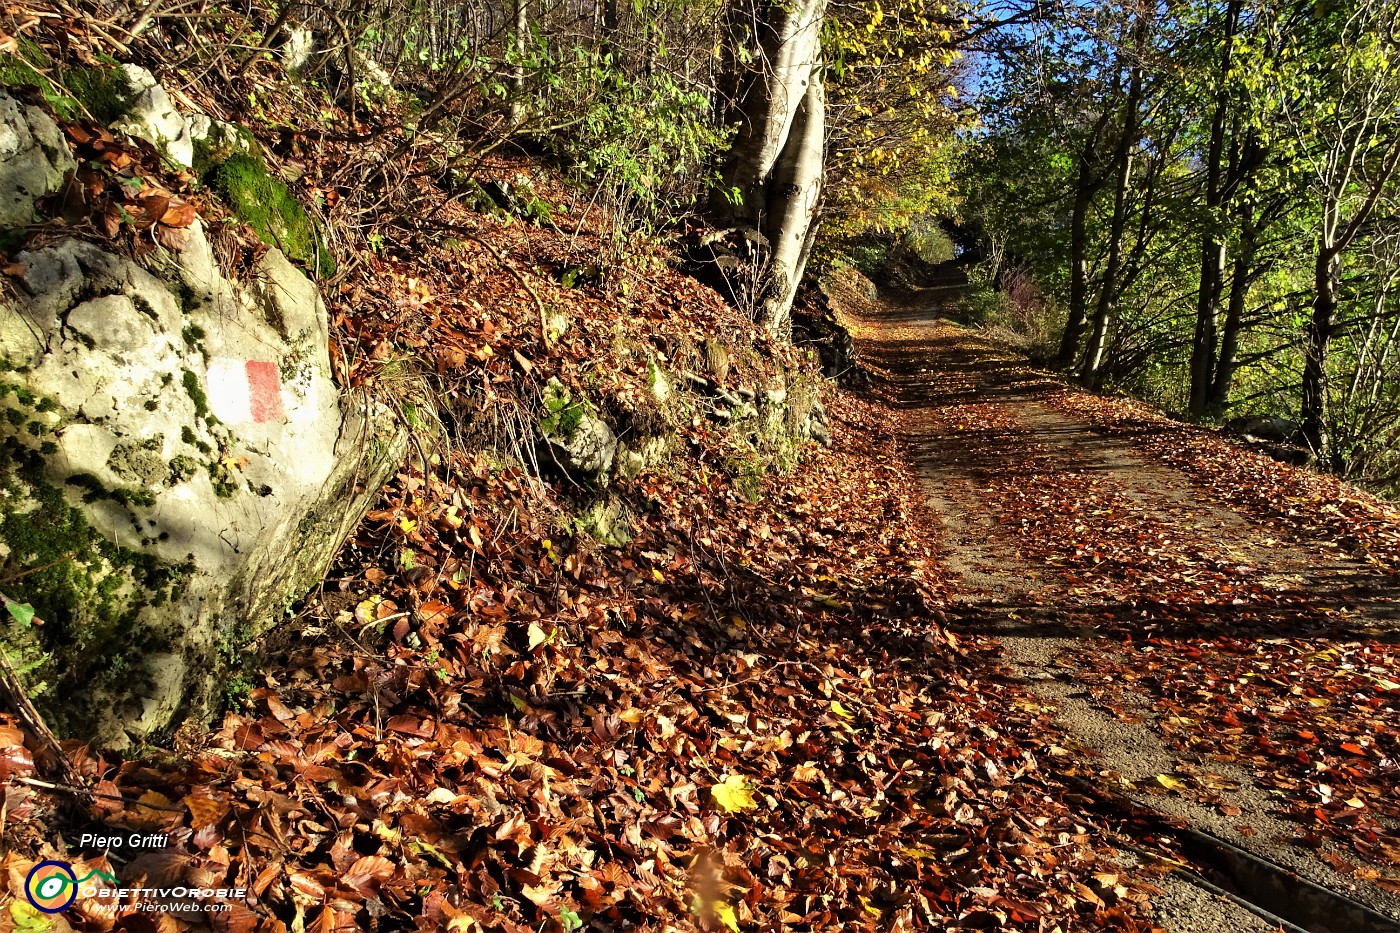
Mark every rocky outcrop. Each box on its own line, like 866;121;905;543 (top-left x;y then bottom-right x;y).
0;86;405;747
112;64;195;168
1223;415;1311;467
793;278;865;388
0;92;75;227
537;378;617;481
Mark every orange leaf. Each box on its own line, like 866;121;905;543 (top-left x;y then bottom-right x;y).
183;790;230;829
160;201;198;227
419;599;453;625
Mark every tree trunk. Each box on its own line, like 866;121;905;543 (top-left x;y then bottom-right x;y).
708;0;828;336
1301;246;1341;458
1056;156;1095;369
1080;58;1143;389
761;72;825;331
1054;105;1115;370
509;0;529;126
1188;0;1241;415
1209;200;1255;408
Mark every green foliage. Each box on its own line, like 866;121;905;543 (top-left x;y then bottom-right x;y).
4;600;35;627
562;54;725;206
837;239;891;279
903;223;956;265
956;0;1400;492
820;0;966;245
204;154;335;274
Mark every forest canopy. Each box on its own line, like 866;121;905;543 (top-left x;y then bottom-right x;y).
958;0;1400;495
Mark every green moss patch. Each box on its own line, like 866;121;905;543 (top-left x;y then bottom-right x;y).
0;457;190;735
182;369;210;419
204;153;335;274
0;42;132;124
540;378;591;440
191;124;259;178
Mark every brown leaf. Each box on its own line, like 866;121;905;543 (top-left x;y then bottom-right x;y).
343;855;395;896
160;201;198;228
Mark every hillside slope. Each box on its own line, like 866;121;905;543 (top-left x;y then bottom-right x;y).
0;22;1165;933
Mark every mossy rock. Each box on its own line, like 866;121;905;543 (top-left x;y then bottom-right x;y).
577;497;632;547
540;378;591;440
204;153;335;275
703;338;731;384
0;457;189;735
538;378;616;480
191;122;259;177
0;42;132;123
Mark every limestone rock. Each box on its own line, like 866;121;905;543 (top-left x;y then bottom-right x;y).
538;378;616;480
578;497;632;547
281;27;318;76
112;64;194;168
0;92;75;227
188;116;257;166
647;360;672;402
0;221;405;747
616;437;670;482
1224;415;1300;444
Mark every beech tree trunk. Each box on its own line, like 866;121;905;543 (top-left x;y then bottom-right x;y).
1187;0;1241;416
709;0;828;335
1080;54;1143;389
1209;200;1255;408
762;73;825;332
1056;150;1097;369
509;0;529;125
1301;246;1342;460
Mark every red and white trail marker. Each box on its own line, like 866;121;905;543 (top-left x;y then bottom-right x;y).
206;358;288;425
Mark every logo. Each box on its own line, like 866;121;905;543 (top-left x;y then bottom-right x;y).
24;861;118;914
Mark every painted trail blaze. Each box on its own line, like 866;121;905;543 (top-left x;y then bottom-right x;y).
245;360;285;423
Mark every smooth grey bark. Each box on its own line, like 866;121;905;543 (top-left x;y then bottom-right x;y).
709;0;828;335
509;0;529;125
1080;47;1144;389
763;72;825;331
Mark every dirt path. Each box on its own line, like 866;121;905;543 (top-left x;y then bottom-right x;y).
846;272;1400;933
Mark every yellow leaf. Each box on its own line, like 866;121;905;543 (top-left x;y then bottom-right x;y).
711;774;757;813
1155;774;1188;791
830;700;854;719
715;903;739;932
527;623;548;651
652;567;665;582
860;895;882;918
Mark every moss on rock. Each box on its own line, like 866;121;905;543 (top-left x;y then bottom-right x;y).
540;378;589;439
204;153;334;274
577;497;632;547
0;43;132;124
0;457;189;735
